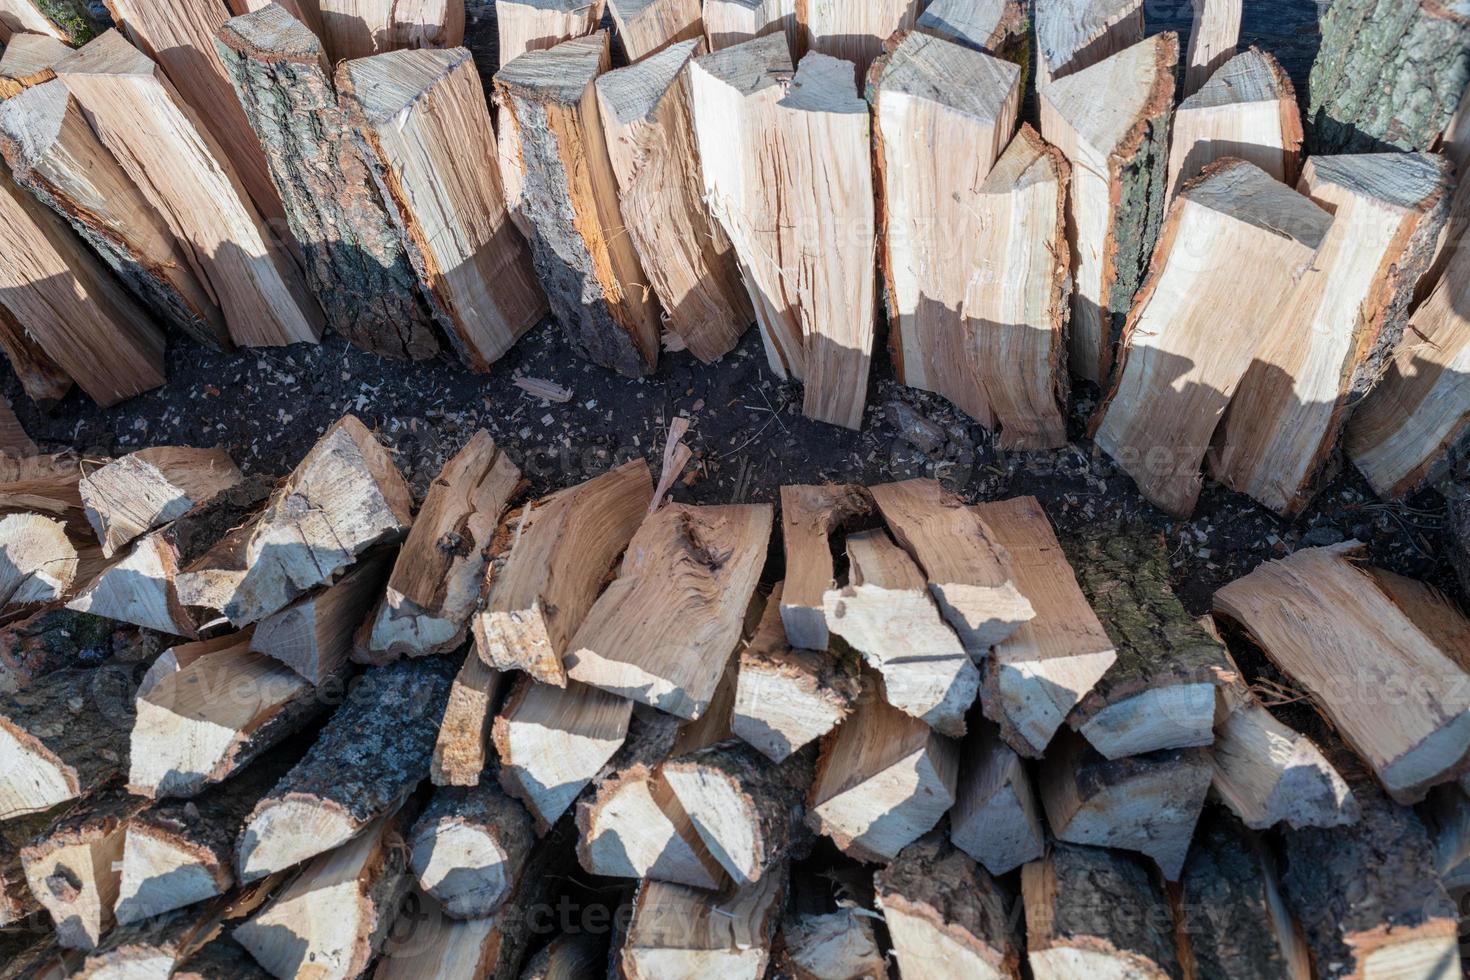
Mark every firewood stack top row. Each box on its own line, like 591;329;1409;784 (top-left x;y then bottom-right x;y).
0;407;1467;978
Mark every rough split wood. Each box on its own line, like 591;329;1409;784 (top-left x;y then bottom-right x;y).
251;548;394;684
0;512;78;609
795;0;922;80
948;716;1044;876
312;0;465;62
408;781;535;919
621;872;784;979
431;652;507;786
702;0;795;53
495;0;605;64
608;0;702;59
1033;0;1143;89
1183;0;1241;97
916;0;1027;58
78;447;241;558
777;483;871;650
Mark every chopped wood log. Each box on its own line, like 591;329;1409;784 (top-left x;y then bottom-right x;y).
607;0;701;59
56;31;324;349
564;502;770;719
972;497;1114;758
226;0;325;37
1177;809;1311;979
362;432;518;662
0;305;71;408
519;933;606;980
867;479;1033;654
795;0;922;80
778;483;871;651
494;676;633;830
824;528;978;737
0;81;230;351
595;39;753;364
948;716;1043;876
432;654;507;787
777;869;884;980
702;0;795;53
340;48;547;372
621;871;785;980
1183;0;1240;97
1039;32;1174;383
0;665;131;818
1307;0;1470;155
78;447;242;558
0;452;83;519
1039;730;1213;880
0;401;34;460
129;632;323;799
311;0;465;61
875;832;1022;979
733;581;860;764
0;513;77;609
916;0;1027;59
0;0;64;41
0;608;138;698
1212;152;1451;515
1423;784;1470;877
1166;48;1301;199
176;415;412;625
0;809;49;926
1022;841;1182;979
1091;160;1331;516
251;548;394;684
234;809;411;980
0;32;68;96
496;0;604;63
236;655;455;880
1033;0;1142;90
1215;543;1470;804
495;33;662;378
408;781;535;919
1061;526;1230;758
20;785;149;950
215;5;443;361
806;683;959;863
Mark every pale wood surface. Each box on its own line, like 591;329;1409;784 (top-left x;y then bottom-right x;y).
431;653;506;786
795;0;923;80
0;32;68;98
1034;0;1142;89
621;873;784;980
314;0;465;61
0;0;65;41
496;0;604;64
408;781;534;919
778;483;871;650
1183;0;1242;96
608;0;702;59
252;549;394;684
78;447;241;558
0;513;77;609
948;717;1044;876
703;0;795;53
916;0;1026;54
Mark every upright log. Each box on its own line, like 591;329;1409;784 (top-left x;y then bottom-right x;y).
495;0;603;63
1182;0;1241;97
702;0;795;53
607;0;702;59
795;0;922;79
621;872;785;980
1033;0;1142;89
916;0;1027;59
0;0;79;42
313;0;465;61
0;304;71;407
778;483;871;651
948;717;1044;875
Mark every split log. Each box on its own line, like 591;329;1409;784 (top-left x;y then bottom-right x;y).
867;479;1032;654
1038;730;1213;880
1039;32;1174;383
236;655;455;880
129;632;322;799
312;0;465;61
495;33;662;379
362;431;519;661
234;809;411;980
1211;152;1452;516
20;785;150;950
564;502;770;719
1090;159;1331;516
175;936;273;980
226;0;325;37
1177;809;1311;979
973;497;1115;758
702;0;795;53
1033;0;1142;89
176;415;412;626
215;4;442;361
0;452;83;520
1307;0;1470;154
795;0;922;80
340;47;547;372
607;0;702;59
777;483;871;651
0;513;77;609
251;549;394;684
0;936;81;980
1214;542;1470;804
1182;0;1240;97
476;459;652;686
407;781;535;919
916;0;1027;60
777;866;884;980
806;683;959;863
732;581;860;763
78;447;241;558
519;933;607;980
0;305;70;407
595;38;753;364
0;81;229;350
824;528;978;736
432;653;507;786
875;832;1022;979
0;397;33;458
948;717;1043;875
1022;841;1182;979
56;30;324;349
0;0;65;41
621;872;785;980
493;676;633;830
1061;526;1231;758
0;32;67;99
495;0;604;63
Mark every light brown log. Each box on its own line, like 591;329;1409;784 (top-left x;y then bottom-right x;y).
313;0;465;62
251;548;394;684
340;47;548;372
608;0;702;59
915;0;1026;57
78;448;241;558
778;483;871;650
1033;0;1142;89
0;452;82;519
0;513;77;610
948;717;1043;876
703;0;795;53
476;459;652;686
595;38;753;364
0;30;68;97
795;0;922;80
621;872;785;980
408;781;535;919
778;891;884;980
432;654;507;787
1183;0;1241;96
0;0;66;42
495;0;604;64
0;303;71;407
226;0;325;37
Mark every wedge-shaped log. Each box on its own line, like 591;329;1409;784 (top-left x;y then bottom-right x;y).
0;81;229;349
408;781;535;919
251;549;393;684
1039;33;1174;383
477;459;652;686
1212;153;1451;515
806;685;959;862
876;832;1022;979
1034;0;1142;89
0;304;71;407
868;479;1033;654
216;5;442;361
1215;543;1470;804
1182;0;1241;96
608;0;702;59
703;0;795;52
595;39;752;364
825;528;978;736
0;451;83;520
916;0;1027;59
0;809;48;926
1091;160;1331;516
795;0;922;79
949;717;1043;876
79;448;241;558
778;483;871;650
1022;842;1181;979
237;656;455;880
621;872;785;980
55;31;323;348
0;513;77;609
1039;730;1212;880
0;32;69;97
432;654;507;786
496;33;663;378
313;0;465;61
974;497;1114;758
234;809;411;980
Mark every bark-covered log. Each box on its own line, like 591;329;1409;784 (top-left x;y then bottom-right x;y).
407;780;536;919
0;303;72;407
0;607;141;697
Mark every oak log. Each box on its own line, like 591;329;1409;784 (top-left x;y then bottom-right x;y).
777;483;871;651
